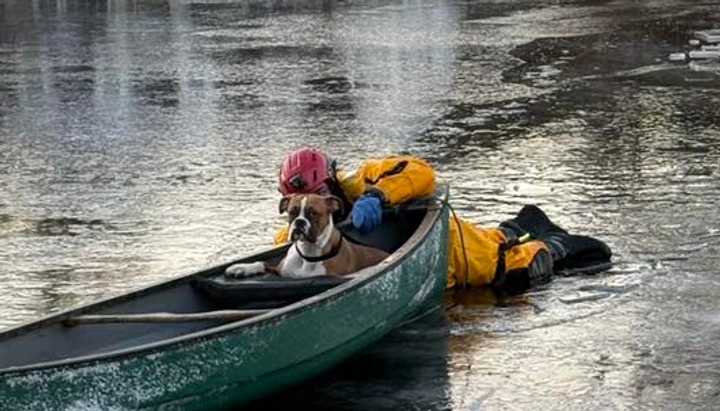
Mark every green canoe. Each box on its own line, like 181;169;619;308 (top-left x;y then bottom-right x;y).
0;191;449;410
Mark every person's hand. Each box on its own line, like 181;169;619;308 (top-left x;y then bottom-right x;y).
351;195;382;233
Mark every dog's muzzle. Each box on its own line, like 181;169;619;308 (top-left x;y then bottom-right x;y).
290;218;311;241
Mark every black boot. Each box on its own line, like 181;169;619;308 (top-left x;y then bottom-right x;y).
500;205;612;275
545;234;612;274
499;205;567;239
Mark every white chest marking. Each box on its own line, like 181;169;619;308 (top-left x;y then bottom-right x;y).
279;245;327;278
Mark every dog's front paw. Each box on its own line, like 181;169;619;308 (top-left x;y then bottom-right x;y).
225;262;265;278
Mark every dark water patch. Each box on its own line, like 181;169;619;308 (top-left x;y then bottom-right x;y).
213;79;255;89
132;78;179;95
28;0;109;15
233;24;266;30
220;93;265;110
656;139;714;154
34;267;76;278
131;77;180;108
211;46;335;64
666;91;720;130
158;170;217;186
303;76;353;94
187;0;346;28
685;165;716;176
189;0;344;18
53;77;94;91
454;44;494;64
50;65;95;74
0;215;116;237
593;8;720;42
188;2;254;13
0;58;18;78
196;34;271;44
458;0;614;22
0;59;18;68
503;35;592;86
305;98;356;116
33;217;114;237
0;81;17;93
505;11;720;86
615;66;720;89
423;97;561;144
99;0;168;17
2;67;41;76
52;78;95;104
427;69;718;159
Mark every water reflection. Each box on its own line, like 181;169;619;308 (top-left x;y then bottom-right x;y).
250;309;452;410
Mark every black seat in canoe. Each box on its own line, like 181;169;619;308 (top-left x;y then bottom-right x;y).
193;275;350;308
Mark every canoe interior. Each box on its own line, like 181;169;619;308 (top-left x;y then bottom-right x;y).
0;208;428;372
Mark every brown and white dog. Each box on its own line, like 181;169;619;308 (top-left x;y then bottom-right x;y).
225;194;389;279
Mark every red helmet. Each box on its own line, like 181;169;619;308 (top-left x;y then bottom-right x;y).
278;148;332;195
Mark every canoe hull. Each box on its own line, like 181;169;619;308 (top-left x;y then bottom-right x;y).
1;204;449;410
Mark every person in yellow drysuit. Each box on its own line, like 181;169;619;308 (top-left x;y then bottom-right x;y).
274;148;612;292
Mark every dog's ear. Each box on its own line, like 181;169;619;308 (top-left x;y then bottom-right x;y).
279;196;292;214
325;195;344;216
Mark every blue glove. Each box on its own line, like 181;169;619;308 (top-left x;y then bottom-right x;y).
351;195;383;233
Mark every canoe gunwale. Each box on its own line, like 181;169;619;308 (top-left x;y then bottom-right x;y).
0;186;449;375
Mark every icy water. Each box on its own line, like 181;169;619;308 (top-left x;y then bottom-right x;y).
1;0;720;409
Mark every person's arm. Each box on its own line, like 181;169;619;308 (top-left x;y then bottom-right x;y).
336;156;436;233
352;156;437;205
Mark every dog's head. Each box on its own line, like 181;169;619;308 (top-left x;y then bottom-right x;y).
279;194;343;243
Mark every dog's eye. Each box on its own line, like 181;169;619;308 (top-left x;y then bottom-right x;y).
289;207;299;217
306;209;316;219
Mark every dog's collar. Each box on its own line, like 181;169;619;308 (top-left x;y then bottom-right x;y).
295;236;343;263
